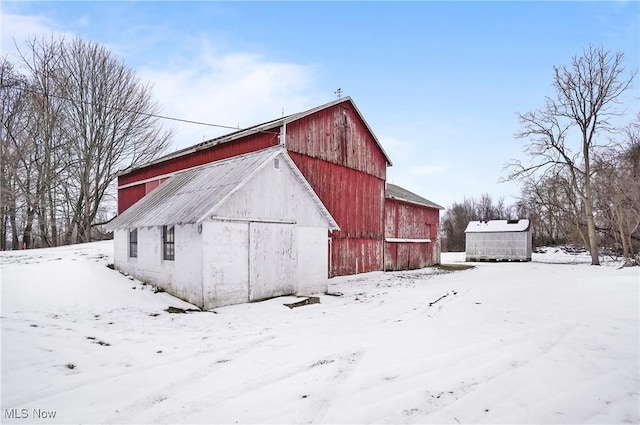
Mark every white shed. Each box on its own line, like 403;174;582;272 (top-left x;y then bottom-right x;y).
465;219;532;262
106;147;339;310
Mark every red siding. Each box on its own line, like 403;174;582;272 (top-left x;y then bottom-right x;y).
289;152;384;276
145;180;160;193
118;184;146;214
331;238;384;277
285;102;388;276
119;134;277;186
384;198;441;271
286;103;387;180
119;178;170;213
290;152;384;239
385;242;434;271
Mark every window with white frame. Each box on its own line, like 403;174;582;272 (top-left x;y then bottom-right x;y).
129;228;138;258
162;225;175;261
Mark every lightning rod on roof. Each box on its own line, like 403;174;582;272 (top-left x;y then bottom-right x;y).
335;88;343;98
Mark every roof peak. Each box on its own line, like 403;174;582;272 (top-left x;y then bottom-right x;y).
120;96;391;176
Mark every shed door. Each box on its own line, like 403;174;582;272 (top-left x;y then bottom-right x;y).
249;222;297;302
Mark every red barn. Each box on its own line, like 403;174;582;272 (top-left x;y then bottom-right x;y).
384;183;444;271
117;97;441;276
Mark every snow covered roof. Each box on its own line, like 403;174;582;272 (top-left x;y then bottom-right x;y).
385;183;444;210
106;147;339;230
464;219;530;233
123;96;392;175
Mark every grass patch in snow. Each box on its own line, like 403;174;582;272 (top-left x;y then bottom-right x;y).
284;296;320;309
436;263;475;272
164;306;201;314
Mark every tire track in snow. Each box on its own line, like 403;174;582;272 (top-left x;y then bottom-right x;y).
101;334;277;424
155;349;367;424
328;321;580;424
3;334;275;409
384;320;582;423
302;350;366;424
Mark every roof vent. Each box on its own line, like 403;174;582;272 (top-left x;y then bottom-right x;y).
507;219;520;224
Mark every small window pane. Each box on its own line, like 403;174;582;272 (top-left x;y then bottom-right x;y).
163;226;175;261
129;229;138;258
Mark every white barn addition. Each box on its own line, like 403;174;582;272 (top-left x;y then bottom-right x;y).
465;219;532;262
106;147;339;310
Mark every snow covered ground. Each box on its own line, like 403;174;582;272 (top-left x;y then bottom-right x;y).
1;242;638;424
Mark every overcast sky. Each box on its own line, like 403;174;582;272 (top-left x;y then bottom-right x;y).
2;1;639;209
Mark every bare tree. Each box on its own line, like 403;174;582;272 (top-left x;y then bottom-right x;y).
3;36;172;248
595;115;640;265
14;36;172;244
441;199;475;252
56;37;172;242
505;46;636;265
518;173;588;248
15;38;69;248
0;58;27;249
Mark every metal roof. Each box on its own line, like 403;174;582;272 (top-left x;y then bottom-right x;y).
120;97;392;175
465;219;531;233
106;147;339;230
385;183;444;210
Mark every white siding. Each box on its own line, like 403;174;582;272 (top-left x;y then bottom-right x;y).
296;226;329;295
214;159;330;228
113;229;129;271
201;221;249;310
114;225;203;307
173;224;203;305
466;231;532;261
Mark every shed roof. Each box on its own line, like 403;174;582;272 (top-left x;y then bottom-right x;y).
465;219;530;233
122;96;392;176
385;183;444;210
106;146;339;230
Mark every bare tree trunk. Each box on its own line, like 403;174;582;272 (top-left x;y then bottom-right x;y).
505;47;635;264
10;206;18;249
584;204;600;265
49;190;58;247
616;204;630;261
23;207;35;249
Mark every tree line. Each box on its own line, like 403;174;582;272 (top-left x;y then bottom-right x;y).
442;46;639;266
440;194;514;252
1;36;171;249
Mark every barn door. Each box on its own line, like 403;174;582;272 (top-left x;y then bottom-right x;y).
397;243;410;270
248;222;297;302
